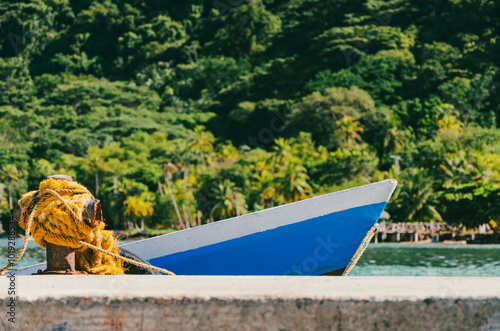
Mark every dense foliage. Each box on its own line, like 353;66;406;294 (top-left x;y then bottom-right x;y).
1;0;500;230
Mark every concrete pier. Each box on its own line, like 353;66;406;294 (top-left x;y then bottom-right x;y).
1;276;499;330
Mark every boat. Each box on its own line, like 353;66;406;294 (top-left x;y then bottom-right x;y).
16;179;397;276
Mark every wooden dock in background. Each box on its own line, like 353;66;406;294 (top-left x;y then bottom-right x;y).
376;221;492;243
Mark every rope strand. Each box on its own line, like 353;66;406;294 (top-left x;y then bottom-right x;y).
342;223;379;276
0;204;38;275
43;229;175;275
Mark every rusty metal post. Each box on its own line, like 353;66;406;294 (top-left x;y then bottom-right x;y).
83;199;102;228
45;243;79;274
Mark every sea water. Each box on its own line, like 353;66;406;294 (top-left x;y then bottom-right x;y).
350;243;500;277
0;238;499;276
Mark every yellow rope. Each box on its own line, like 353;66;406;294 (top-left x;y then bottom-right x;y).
44;230;175;275
0;204;37;275
342;223;379;276
0;179;175;275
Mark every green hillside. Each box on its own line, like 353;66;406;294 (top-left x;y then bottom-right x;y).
1;0;500;230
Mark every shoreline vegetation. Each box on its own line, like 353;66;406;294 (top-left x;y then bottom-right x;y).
2;1;500;237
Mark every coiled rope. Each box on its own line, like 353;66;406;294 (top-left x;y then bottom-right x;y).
342;223;379;276
0;179;174;275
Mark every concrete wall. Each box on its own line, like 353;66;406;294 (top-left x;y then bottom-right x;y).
0;276;499;330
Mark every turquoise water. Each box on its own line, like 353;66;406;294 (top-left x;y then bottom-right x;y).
0;238;45;269
350;243;500;277
1;239;499;276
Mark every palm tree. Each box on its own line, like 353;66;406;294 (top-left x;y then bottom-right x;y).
123;195;154;233
171;169;199;227
437;115;463;132
86;155;105;197
0;164;23;209
469;152;500;184
248;159;278;208
275;162;312;203
334;115;364;148
395;168;442;222
219;143;241;163
189;125;215;168
273;137;299;166
163;162;187;229
251;169;276;208
383;115;411;154
440;150;500;185
210;179;248;220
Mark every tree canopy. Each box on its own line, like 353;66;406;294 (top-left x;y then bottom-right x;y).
1;0;500;229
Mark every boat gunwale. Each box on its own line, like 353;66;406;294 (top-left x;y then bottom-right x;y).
123;179;397;260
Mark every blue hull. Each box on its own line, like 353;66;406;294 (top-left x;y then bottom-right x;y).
149;202;386;276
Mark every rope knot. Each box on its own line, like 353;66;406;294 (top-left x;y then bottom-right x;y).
11;178;124;274
1;177;175;275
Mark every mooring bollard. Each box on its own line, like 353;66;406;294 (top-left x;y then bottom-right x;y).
13;175;103;275
8;174;173;276
45;242;81;274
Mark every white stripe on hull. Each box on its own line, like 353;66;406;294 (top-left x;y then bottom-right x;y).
124;180;397;260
